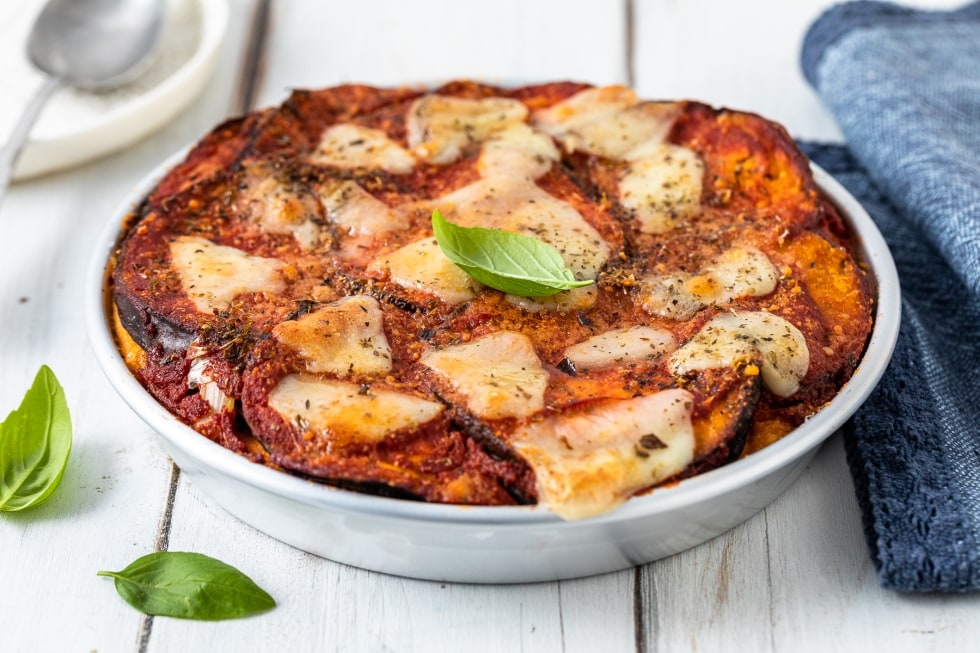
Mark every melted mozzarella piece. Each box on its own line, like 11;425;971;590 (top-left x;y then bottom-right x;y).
269;375;444;443
505;286;598;314
544;101;682;161
620;144;704;233
532;85;640;150
369;238;481;305
533;86;682;158
478;123;560;179
583;103;681;159
272;296;392;376
421;331;548;420
438;177;610;283
318;180;408;236
406;94;528;164
241;174;322;249
669;311;810;397
310;123;415;174
641;247;779;320
510;389;695;520
563;326;676;370
170;236;287;312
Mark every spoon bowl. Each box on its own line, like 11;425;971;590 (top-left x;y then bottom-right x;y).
0;0;165;205
28;0;164;90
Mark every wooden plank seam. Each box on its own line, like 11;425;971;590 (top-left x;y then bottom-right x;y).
135;462;181;653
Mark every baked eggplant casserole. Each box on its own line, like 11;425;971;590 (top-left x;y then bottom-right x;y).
108;81;873;520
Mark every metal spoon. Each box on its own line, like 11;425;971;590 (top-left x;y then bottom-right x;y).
0;0;165;203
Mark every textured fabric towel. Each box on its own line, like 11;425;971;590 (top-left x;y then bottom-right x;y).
800;1;980;592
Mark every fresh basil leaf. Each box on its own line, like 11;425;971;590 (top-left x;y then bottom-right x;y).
0;365;72;512
98;551;276;621
431;209;594;297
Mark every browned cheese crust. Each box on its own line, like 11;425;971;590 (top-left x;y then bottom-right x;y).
109;81;873;519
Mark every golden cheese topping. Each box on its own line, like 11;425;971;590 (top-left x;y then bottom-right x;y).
536;95;681;160
421;331;549;420
272;296;392;376
241;172;323;249
268;375;444;443
532;85;642;152
563;326;676;371
477;123;560;179
641;247;780;320
318;179;408;237
619;144;705;233
169;236;287;312
369;237;482;305
532;86;682;157
504;285;599;314
407;95;528;164
669;311;810;397
310;123;415;174
510;389;695;520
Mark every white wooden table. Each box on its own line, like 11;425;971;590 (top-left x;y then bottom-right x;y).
2;1;978;651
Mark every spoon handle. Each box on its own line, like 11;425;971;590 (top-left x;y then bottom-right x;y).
0;77;62;209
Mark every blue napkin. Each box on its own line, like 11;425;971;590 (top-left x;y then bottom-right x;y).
800;1;980;592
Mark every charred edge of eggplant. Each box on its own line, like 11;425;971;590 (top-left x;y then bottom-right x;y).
449;407;537;505
116;195;154;242
252;429;428;501
556;357;578;376
765;395;806;410
684;375;762;480
719;375;762;463
285;472;427;502
113;287;196;354
560;153;604;203
446;404;520;463
500;481;535;506
726;376;762;463
283;298;319;322
232;405;260;445
327;276;424;314
230;109;287;174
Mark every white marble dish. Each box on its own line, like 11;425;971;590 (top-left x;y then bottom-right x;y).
86;155;900;583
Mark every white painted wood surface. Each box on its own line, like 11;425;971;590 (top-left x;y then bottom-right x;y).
1;1;978;652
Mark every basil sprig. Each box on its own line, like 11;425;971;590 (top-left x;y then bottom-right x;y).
0;365;72;512
431;209;594;297
98;551;276;620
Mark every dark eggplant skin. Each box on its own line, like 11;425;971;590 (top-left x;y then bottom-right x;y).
684;367;762;478
114;285;195;354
